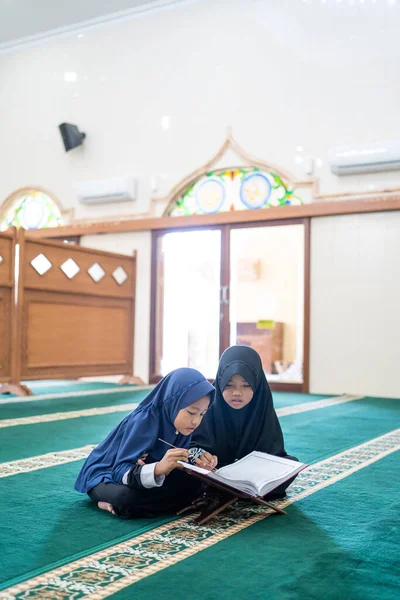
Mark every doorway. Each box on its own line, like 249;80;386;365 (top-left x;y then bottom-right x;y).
229;223;306;385
150;219;309;391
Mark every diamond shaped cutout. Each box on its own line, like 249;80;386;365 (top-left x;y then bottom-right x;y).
31;253;52;275
60;258;80;279
112;266;128;285
88;262;105;283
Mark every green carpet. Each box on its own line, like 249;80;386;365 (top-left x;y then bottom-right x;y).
0;391;398;599
0;388;149;419
0;389;326;420
0;413;138;463
281;396;400;463
1;381;130;397
272;391;333;407
1;395;396;466
120;452;399;600
0;461;176;588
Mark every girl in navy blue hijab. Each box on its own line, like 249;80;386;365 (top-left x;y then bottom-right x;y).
75;368;214;518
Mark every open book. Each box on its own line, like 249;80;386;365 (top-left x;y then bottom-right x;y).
180;451;307;497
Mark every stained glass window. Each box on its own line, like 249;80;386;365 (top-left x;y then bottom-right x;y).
0;190;63;231
167;168;303;216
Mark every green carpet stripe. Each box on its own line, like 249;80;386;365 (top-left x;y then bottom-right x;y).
0;390;328;420
0;445;96;478
281;395;400;464
0;413;137;463
0;389;150;420
276;393;363;416
0;403;139;429
1;428;398;599
0;393;360;430
24;381;123;394
0;381;135;398
0;384;153;406
0;394;359;474
1;395;397;466
0;395;372;469
272;391;334;406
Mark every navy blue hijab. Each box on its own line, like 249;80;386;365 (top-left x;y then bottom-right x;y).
75;368;215;493
191;346;288;467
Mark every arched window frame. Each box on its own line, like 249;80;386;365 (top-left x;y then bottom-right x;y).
162;132;316;217
0;186;72;231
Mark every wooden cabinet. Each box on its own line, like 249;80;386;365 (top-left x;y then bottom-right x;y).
236;322;284;374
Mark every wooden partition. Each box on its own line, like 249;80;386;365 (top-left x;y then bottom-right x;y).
13;230;136;384
0;228;17;383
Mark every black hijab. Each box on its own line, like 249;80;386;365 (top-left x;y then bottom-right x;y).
191;345;288;467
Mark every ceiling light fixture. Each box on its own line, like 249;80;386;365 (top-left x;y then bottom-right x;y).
64;71;77;82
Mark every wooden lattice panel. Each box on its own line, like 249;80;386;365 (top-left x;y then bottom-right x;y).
22;239;135;299
18;235;136;381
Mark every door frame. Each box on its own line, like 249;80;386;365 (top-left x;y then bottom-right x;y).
226;217;310;393
149;218;310;393
149;224;226;383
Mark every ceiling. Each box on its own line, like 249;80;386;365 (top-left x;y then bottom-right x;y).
0;0;185;47
1;0;399;62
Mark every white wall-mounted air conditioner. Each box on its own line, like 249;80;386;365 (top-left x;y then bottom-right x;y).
328;140;400;176
76;176;136;204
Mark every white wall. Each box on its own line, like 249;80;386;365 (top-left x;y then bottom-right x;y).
1;0;400;219
80;231;152;383
310;212;400;399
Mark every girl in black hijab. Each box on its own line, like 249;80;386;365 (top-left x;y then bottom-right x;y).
190;345;298;499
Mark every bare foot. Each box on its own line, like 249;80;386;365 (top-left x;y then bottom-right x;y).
98;501;116;515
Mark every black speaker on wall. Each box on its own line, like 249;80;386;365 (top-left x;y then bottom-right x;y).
59;123;86;152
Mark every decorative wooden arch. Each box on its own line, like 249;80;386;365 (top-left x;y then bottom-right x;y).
0;185;73;226
161;129;318;216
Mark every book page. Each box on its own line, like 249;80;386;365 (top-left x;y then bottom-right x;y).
214;452;301;489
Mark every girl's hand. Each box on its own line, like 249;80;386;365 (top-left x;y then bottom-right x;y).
195;452;218;471
154;448;189;476
136;453;148;466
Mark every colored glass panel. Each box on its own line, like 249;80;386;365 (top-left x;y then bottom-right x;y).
168;168;303;216
0;191;63;231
